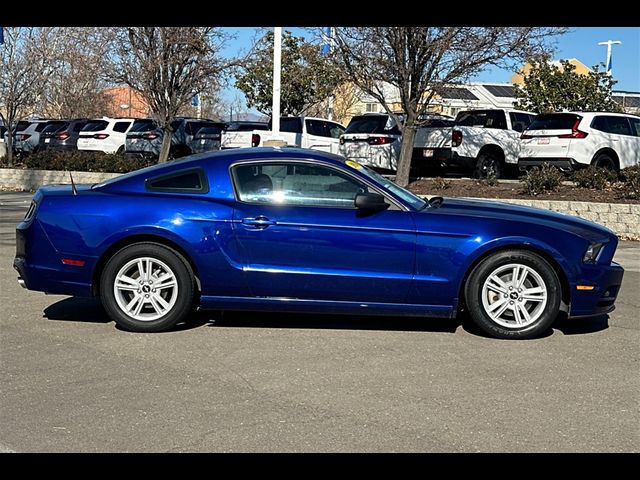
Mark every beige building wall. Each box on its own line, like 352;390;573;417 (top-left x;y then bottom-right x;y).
512;58;592;85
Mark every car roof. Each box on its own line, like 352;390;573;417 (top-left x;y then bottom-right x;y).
94;147;348;192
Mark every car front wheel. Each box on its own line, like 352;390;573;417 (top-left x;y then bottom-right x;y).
464;250;561;339
100;243;196;332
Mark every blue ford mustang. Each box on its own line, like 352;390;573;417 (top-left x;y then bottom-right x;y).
14;147;624;339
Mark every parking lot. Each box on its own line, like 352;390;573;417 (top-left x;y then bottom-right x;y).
1;191;638;452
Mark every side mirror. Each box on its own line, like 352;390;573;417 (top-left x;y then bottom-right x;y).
354;192;390;212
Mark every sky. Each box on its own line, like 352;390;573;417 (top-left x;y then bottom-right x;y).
219;27;640;113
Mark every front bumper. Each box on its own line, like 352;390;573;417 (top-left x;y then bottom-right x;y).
569;261;625;317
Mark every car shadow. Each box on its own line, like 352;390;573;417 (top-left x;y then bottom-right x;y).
204;310;461;334
553;313;609;335
42;298;461;334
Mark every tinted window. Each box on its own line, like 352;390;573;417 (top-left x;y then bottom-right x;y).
196;126;223;136
279;117;303;133
15;121;30;132
327;122;345;139
421;118;454;128
345;115;394;134
306;119;327;137
82;121;109;132
42;121;69;133
629;117;640;137
113;121;132;133
527;113;581;130
185;121;216;136
130;119;157;132
591;115;632;136
146;168;207;193
34;122;50;132
233;162;367;208
456;110;507;129
509;112;533;132
170;120;182;132
73;121;88;132
225;122;269;131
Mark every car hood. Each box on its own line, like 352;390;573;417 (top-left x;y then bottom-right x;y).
423;197;615;242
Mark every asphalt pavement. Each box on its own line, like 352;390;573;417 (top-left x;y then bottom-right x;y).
1;192;638;452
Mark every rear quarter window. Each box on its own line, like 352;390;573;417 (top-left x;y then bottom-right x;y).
145;168;209;193
113;121;132;133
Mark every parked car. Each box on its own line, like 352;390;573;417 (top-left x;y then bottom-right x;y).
38;119;89;152
125;117;221;159
14;147;624;340
413;109;536;178
220;121;269;149
339;113;402;172
77;117;136;154
221;116;345;154
12;119;52;155
519;112;640;172
188;123;227;154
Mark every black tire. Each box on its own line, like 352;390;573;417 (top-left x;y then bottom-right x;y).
464;250;562;339
100;242;196;332
591;152;619;172
474;152;503;179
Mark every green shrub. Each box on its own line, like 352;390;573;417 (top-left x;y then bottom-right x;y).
570;166;618;190
478;172;499;187
520;163;564;195
619;165;640;200
432;177;451;190
18;150;155;173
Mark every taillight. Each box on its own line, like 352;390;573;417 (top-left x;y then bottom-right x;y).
143;133;159;140
521;133;533;139
367;136;395;145
251;133;261;147
56;132;70;141
452;130;463;147
94;133;109;140
558;118;588;139
18;134;32;141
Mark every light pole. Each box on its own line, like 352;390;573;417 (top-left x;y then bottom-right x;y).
598;40;622;76
271;27;282;139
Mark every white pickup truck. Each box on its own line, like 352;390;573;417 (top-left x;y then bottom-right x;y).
221;116;346;154
412;108;536;178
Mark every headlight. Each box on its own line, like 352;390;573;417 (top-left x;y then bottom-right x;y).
583;243;603;263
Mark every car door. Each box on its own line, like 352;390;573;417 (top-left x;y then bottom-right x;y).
591;115;636;168
304;119;339;153
230;160;416;303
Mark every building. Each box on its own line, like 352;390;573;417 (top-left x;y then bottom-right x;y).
101;86;150;118
333;58;638;124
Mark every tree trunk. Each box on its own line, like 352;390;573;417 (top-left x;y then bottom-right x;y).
158;127;173;163
6;132;14;166
395;126;416;187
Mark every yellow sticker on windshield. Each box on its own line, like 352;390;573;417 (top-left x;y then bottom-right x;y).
345;159;362;170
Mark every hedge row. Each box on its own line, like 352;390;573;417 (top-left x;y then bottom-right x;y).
1;150;155;173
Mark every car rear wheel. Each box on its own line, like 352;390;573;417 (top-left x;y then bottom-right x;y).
100;243;195;332
475;153;503;179
591;152;619;172
464;250;561;339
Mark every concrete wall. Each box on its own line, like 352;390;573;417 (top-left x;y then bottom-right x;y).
479;198;640;240
0;168;119;192
0;168;638;239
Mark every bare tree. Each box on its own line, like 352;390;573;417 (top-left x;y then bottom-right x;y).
41;27;115;119
109;27;233;163
0;27;61;165
332;27;567;186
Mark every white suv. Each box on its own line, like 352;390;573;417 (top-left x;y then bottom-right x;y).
519;112;640;172
77;117;136;154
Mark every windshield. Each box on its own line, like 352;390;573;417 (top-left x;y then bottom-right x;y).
356;164;427;210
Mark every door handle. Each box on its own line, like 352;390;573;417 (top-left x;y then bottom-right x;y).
241;216;276;228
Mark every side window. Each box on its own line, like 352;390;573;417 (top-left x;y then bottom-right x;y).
280;118;303;133
170;120;182;132
305;119;327;137
592;116;632;136
509;112;532;133
73;122;87;132
233;162;368;208
629;117;640;137
113;121;131;133
145;168;208;193
327;122;345;139
486;111;507;130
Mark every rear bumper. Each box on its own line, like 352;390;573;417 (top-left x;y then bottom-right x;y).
518;157;585;172
411;147;452;164
568;261;625;318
